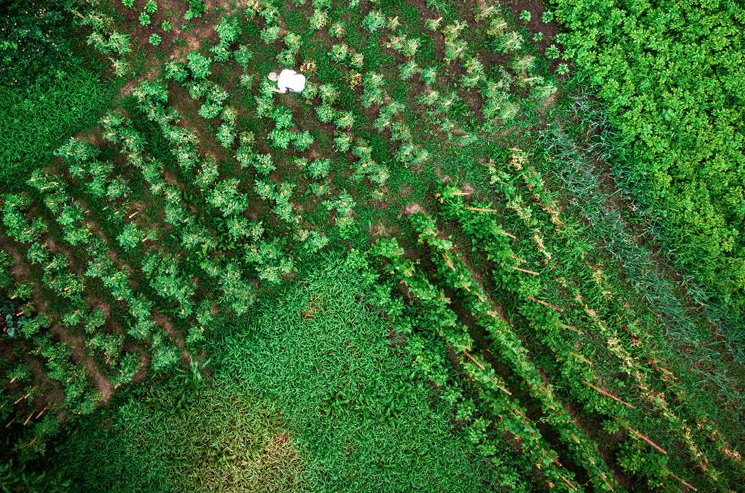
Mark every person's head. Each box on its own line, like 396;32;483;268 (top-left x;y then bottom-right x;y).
267;71;279;82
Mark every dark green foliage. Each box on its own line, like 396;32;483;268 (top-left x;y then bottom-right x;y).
2;0;744;488
0;3;115;189
551;0;745;319
184;0;206;20
0;0;77;90
0;460;71;493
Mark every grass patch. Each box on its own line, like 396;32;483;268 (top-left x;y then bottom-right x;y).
47;378;306;493
0;66;118;190
214;252;494;492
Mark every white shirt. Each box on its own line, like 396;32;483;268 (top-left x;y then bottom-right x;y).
277;69;306;93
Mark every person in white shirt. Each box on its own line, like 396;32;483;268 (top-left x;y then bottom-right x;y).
267;69;306;94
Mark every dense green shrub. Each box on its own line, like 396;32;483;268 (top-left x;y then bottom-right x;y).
552;0;745;318
0;0;78;90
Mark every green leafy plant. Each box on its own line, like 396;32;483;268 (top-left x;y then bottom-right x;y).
260;25;280;44
362;10;385;32
184;0;206;19
186;51;211;79
544;44;560;59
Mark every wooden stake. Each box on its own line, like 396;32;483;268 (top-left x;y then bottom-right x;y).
499;230;517;239
442;253;455;271
623;424;667;454
509;254;526;264
561;476;578;491
463;351;484;370
669;472;698;491
511;266;540;276
489;376;512;395
128;210;140;219
460;281;471;293
584;381;635;409
527;296;563;312
570;352;594;367
558;322;584;335
36;406;48;419
23;412;33;426
14;393;30;405
464;206;498;213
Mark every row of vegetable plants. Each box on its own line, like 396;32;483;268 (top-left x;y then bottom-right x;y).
435;185;722;491
370;239;580;491
407;210;621;492
484;146;745;483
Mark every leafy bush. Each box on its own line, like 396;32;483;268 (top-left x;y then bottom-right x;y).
164;61;188;82
309;9;328;30
553;0;745;318
362;10;385;32
215;16;240;45
186;52;211;79
260;25;280;44
308;158;331;179
184;0;206;20
234;45;253;68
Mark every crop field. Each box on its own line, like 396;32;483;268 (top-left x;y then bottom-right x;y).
1;1;743;492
